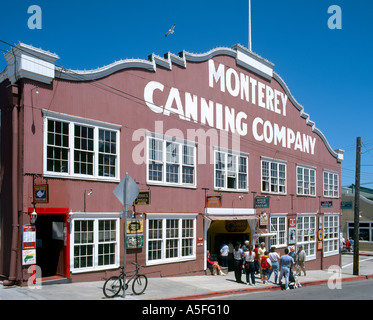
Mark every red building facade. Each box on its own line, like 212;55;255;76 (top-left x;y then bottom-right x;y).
0;43;344;285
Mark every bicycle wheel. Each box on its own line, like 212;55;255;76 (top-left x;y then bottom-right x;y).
132;274;148;295
103;276;122;298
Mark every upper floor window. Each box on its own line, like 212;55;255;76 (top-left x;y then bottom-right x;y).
261;158;286;194
323;170;339;198
147;134;196;187
297;165;316;196
43;110;121;181
214;149;248;191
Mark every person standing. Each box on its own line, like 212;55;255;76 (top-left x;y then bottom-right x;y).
220;243;229;268
268;247;280;284
296;246;306;276
258;242;266;276
243;245;256;286
261;251;272;284
233;242;244;283
253;243;260;274
278;248;294;290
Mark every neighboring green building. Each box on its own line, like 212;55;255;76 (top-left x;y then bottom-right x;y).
341;185;373;252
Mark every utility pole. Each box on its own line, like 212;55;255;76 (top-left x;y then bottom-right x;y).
353;137;361;276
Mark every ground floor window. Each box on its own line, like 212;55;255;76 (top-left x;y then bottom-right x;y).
71;214;120;272
324;214;339;256
146;214;196;265
348;221;373;243
297;214;316;260
270;215;287;248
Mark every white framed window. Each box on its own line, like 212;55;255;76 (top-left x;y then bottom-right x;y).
70;213;120;273
270;215;287;247
261;158;286;194
146;214;196;265
147;134;196;187
323;170;339;198
43;110;121;181
214;149;248;191
324;214;340;256
296;214;316;260
297;165;316;196
348;221;373;243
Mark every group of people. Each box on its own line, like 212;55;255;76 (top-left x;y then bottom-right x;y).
207;241;307;290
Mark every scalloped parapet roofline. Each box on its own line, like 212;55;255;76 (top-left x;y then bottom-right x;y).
0;42;344;162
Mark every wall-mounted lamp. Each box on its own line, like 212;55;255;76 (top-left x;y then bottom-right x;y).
30;208;38;224
84;189;93;212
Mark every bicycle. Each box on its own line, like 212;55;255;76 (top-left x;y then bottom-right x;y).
103;262;148;298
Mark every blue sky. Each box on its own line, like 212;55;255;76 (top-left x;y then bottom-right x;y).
1;0;373;187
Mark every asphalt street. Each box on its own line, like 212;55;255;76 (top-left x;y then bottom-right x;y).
213;278;373;300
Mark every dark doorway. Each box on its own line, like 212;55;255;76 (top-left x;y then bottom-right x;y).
35;215;65;278
214;233;249;271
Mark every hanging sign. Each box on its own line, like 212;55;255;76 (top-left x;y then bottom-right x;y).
134;191;151;206
33;184;49;203
126;219;143;234
126;234;144;249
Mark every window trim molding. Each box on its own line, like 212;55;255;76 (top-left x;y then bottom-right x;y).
69;213;121;274
146;133;197;188
296;164;317;197
261;157;287;195
42;110;121;182
213;148;249;192
145;213;197;266
270;213;288;248
323;169;340;199
323;213;340;257
296;213;317;261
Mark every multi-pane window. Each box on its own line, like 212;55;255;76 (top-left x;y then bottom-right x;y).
148;219;163;261
348;222;373;243
44;112;120;181
98;129;117;178
72;218;119;272
270;216;287;247
46;119;69;173
323;170;339;198
214;150;248;191
147;215;196;265
297;166;316;196
73;220;94;269
147;136;196;187
324;215;339;255
98;220;117;266
261;158;286;194
297;215;316;259
74;125;94;175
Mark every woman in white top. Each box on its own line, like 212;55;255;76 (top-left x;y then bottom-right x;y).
268;246;280;284
243;245;256;285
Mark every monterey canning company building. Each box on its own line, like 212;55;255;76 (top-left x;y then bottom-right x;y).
0;43;344;285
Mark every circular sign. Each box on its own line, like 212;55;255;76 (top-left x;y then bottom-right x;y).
318;229;323;241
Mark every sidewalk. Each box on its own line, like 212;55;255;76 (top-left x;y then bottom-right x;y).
1;253;373;300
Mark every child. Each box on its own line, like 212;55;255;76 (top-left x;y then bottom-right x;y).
261;251;272;284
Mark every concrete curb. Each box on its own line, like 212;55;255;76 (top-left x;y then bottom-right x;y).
155;274;373;300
